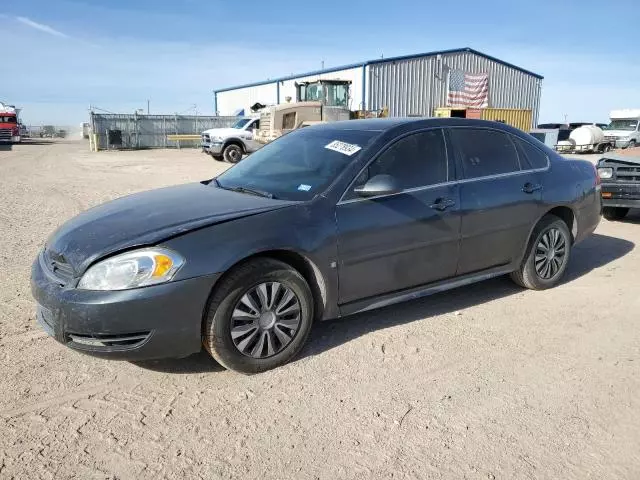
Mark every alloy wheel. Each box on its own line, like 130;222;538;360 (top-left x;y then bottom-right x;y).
230;282;301;358
534;227;567;280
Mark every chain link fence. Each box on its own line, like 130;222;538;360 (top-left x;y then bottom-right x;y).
90;113;241;150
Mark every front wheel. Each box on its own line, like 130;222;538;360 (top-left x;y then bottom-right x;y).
222;143;243;163
203;258;314;374
627;140;636;149
510;215;572;290
602;207;629;221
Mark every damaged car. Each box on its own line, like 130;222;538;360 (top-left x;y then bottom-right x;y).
31;118;602;373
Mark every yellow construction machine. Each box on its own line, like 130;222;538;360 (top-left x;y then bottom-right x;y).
254;79;387;144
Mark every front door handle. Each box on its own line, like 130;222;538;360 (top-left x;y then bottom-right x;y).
430;198;456;211
523;182;543;194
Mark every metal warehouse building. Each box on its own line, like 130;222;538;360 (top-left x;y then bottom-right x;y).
214;47;543;129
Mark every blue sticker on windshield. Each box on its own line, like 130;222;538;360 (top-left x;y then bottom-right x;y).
298;184;312;192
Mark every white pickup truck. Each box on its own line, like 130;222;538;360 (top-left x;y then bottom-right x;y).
603;109;640;149
201;117;261;163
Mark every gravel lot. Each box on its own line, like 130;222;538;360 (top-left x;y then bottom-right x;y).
1;140;639;479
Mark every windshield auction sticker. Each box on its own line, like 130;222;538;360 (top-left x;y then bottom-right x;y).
325;140;362;156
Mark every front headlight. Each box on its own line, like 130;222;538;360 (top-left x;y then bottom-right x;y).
211;136;223;142
597;167;613;179
78;248;184;291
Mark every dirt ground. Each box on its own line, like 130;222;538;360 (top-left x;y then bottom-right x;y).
1;140;639;480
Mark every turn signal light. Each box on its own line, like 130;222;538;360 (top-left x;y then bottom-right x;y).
601;192;612;198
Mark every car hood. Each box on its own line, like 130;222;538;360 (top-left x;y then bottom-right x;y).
45;182;296;273
202;128;246;137
600;153;640;165
603;130;635;137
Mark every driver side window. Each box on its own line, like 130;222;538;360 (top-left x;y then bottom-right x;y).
350;129;448;196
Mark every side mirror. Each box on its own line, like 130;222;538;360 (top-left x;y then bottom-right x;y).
353;174;401;198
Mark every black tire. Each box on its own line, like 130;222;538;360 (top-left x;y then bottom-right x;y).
203;258;314;374
211;154;223;161
602;207;629;221
627;140;636;149
510;214;572;290
222;143;243;163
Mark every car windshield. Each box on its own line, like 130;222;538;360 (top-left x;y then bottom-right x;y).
215;127;379;201
231;118;252;129
604;120;638;131
0;116;17;123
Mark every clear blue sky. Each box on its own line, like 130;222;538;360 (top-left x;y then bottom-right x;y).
2;0;639;125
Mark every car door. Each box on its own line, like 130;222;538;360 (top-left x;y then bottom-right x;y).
335;128;461;305
450;127;544;276
243;119;262;153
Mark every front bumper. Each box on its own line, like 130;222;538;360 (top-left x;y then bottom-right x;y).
601;182;640;208
606;138;634;149
31;252;220;361
205;142;223;155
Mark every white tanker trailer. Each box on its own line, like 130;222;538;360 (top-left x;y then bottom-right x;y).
555;124;615;153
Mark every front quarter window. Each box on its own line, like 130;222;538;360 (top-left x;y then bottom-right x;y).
215;128;379;201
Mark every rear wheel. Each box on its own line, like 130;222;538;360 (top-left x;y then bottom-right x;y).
222;143;243;163
602;207;629;221
203;258;314;374
510;215;572;290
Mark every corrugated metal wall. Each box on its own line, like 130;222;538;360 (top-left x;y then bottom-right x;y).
368;51;541;128
216;83;278;116
481;108;533;132
90;113;240;149
216;67;365;115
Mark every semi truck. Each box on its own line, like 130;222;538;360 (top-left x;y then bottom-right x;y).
0;102;21;143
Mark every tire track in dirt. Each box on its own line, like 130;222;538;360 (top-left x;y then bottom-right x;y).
0;380;119;419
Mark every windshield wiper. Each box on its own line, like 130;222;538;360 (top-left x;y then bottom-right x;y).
226;185;274;199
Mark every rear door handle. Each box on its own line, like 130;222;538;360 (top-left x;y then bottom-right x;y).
430;198;456;211
523;182;543;194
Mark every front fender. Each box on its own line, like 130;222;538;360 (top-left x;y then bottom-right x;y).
160;202;341;319
222;137;249;152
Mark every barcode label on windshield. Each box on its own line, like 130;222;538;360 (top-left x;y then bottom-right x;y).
325;140;362;156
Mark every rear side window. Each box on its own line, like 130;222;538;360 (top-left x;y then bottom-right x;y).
450;128;520;179
511;136;549;170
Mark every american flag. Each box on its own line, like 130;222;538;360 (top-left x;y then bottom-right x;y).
447;70;489;108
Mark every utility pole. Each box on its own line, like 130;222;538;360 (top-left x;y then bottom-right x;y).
147;99;150;115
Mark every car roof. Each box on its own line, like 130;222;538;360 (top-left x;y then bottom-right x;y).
311;117;519;132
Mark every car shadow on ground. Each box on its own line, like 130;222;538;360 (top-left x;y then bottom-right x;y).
133;350;226;374
615;210;640;225
134;233;633;374
0;143;12;151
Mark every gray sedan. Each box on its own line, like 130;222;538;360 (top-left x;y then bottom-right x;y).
31;118;602;373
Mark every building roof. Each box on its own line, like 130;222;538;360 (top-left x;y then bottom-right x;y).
214;47;544;94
